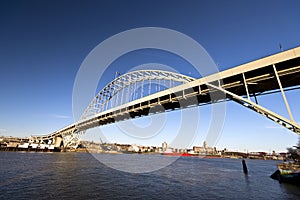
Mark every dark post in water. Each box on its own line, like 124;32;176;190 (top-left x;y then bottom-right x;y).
242;159;248;174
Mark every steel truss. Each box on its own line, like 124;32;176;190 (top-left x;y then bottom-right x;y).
206;64;300;134
80;70;195;120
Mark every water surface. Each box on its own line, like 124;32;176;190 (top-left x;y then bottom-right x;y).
1;152;299;199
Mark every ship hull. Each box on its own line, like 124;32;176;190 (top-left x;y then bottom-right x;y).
271;162;300;185
162;152;221;158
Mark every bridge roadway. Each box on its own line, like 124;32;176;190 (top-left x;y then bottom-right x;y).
34;46;300;145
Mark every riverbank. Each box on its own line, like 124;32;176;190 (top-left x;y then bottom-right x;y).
0;147;287;161
0;146;61;152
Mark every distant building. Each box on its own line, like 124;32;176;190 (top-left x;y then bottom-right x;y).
193;141;216;155
128;144;139;152
162;141;168;151
193;146;205;153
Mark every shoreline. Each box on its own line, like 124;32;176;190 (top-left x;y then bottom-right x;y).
0;148;285;161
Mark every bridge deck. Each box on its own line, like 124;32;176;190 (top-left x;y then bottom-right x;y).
202;46;300;96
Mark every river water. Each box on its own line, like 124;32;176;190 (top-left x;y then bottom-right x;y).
0;152;299;199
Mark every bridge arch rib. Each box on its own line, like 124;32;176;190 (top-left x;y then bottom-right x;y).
80;70;196;120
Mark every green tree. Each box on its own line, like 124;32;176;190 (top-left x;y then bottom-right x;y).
287;137;300;161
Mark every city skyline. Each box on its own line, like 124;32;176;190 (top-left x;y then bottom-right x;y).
1;0;300;152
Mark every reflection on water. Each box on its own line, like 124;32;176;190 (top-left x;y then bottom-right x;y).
0;152;299;199
281;183;300;196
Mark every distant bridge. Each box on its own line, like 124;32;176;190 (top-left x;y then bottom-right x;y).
31;46;300;148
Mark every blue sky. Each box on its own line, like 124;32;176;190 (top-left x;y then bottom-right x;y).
0;0;300;152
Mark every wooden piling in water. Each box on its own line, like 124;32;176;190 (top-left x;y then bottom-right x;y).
242;159;248;174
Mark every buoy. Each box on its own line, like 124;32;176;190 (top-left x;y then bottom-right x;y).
242;159;248;174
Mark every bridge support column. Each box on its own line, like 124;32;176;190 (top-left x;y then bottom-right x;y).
242;73;250;101
273;64;295;122
54;136;63;148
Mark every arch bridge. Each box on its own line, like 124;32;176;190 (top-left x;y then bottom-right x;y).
31;46;300;149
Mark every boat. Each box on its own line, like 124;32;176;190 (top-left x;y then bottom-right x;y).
271;162;300;185
162;152;194;157
162;151;221;158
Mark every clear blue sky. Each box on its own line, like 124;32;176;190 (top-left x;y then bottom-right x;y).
0;0;300;152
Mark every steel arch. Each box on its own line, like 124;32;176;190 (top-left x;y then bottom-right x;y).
80;70;196;120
